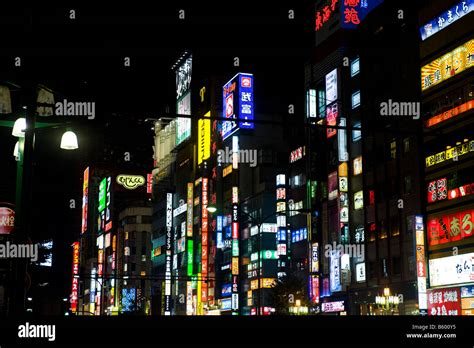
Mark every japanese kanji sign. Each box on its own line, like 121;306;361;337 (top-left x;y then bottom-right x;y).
421;39;474;91
428;208;474;246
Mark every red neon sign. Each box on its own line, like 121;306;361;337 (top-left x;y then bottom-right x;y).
428;209;474;246
426;100;474;128
70;242;80;313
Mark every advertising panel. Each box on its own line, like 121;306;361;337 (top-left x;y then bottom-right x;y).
421;39;474;91
81;167;89;234
322;301;345;312
425;140;474;167
221;73;254;140
427;287;461;316
0;206;15;235
325;68;337;105
164;193;173;315
427;208;474;246
420;0;474;41
326;103;338;138
198;111;211;165
426;100;474;128
70;242;80;313
330;250;341;292
176;55;192;146
429;253;474;287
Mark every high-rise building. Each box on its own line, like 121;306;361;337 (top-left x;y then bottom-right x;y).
301;0;422;315
419;0;474;316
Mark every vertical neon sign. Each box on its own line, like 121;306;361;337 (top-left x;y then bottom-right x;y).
164;193;173;315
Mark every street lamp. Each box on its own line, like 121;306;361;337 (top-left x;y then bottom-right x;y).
60;130;79;150
375;287;400;315
1;109;79;315
206;206;217;214
12;118;26;137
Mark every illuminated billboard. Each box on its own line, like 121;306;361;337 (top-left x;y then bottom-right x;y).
81;167;89;234
98;177;112;234
426;100;474;128
425;140;474;167
428;288;461;316
176;55;192;146
428;208;474;246
198;111;211;165
221;73;254;140
429;253;474;287
420;0;474;41
201;178;209;303
315;0;384;31
326;103;338;138
164;193;173;315
0;206;15;235
421;39;474;92
116;174;145;190
70;242;80;313
330;250;341;292
325;69;337;105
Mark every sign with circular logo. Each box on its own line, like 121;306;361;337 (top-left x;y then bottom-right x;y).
0;206;15;235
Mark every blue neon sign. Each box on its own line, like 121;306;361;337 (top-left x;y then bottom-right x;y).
221;73;254;140
420;0;473;41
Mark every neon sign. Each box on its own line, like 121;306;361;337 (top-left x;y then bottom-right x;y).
426;100;474;128
221;73;254;140
420;0;474;41
421;39;474;92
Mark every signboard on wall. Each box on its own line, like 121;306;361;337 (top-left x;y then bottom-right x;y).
420;0;474;41
429;253;474;287
421;39;474;92
0;205;15;235
325;69;338;105
221;73;254;140
427;287;461;316
198;111;211;165
176;55;193;146
427;208;474;246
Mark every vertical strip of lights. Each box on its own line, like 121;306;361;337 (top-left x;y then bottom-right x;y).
415;215;428;315
201;178;209;314
70;242;80;314
276;174;287;279
164;193;173;315
231;135;240;314
186;183;194;315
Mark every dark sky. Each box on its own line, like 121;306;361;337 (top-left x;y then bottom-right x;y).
0;2;311;305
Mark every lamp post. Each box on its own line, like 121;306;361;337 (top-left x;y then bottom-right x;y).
1;104;79;314
375;287;400;315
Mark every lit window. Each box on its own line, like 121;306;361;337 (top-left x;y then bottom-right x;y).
390;140;396;159
276;202;286;213
352;121;361;142
318;89;326;118
352;91;361;109
306;89;317;118
353;156;363;175
351;58;360;77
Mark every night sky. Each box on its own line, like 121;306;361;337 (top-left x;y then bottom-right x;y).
0;2;310;306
